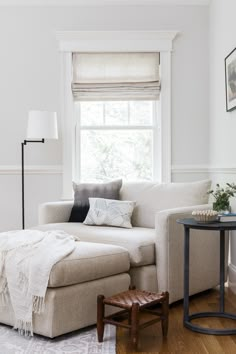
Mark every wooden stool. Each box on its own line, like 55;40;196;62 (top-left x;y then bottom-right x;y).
97;289;169;350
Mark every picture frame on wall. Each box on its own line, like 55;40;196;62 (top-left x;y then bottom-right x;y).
225;47;236;112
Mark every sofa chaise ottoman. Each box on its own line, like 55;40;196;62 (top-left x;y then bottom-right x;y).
0;179;224;338
37;180;223;306
0;241;130;338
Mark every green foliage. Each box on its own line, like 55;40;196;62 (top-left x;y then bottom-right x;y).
207;183;236;212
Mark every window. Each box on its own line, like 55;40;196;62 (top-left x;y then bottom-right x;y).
75;100;158;182
72;52;160;183
58;31;176;198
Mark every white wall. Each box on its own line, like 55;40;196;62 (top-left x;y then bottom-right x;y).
209;0;236;292
209;0;236;166
0;4;209;230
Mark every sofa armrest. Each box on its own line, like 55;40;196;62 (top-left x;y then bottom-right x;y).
155;204;227;304
38;201;74;224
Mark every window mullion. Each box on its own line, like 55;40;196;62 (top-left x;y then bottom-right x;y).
80;125;153;130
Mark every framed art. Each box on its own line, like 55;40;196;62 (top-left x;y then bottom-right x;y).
225;47;236;112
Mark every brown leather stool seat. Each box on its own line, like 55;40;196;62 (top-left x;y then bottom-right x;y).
97;289;169;350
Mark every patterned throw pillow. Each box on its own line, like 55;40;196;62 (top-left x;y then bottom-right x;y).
69;179;122;223
83;198;136;228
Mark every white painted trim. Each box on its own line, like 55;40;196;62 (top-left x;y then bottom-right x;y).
153;101;160;181
208;166;236;174
172;164;209;174
172;165;236;175
80;125;154;130
3;164;235;177
56;31;178;53
58;30;178;198
60;52;75;200
0;165;62;175
160;51;172;183
0;0;211;7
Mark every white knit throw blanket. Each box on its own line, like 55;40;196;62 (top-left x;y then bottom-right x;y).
0;229;78;336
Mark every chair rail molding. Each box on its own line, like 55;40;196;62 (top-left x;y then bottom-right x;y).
172;165;236;175
0;165;62;175
208;166;236;175
57;30;179;199
171;164;209;175
0;1;210;7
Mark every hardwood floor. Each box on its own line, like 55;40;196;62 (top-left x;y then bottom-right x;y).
116;288;236;353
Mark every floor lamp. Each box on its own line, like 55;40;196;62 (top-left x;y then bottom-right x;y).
21;111;58;229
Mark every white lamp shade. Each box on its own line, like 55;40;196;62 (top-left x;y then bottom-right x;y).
27;111;58;139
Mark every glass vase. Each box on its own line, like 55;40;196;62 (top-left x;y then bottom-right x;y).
213;201;231;214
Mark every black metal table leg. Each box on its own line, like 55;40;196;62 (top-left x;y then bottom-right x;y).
220;230;225;313
183;226;190;324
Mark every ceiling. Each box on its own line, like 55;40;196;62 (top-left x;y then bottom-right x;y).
0;0;211;7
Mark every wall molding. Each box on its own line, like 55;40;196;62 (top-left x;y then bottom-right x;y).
1;164;235;176
172;165;236;175
172;164;209;174
0;165;62;175
208;167;236;175
0;0;211;7
56;31;178;52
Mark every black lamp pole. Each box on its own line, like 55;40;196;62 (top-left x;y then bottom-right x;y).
21;139;45;229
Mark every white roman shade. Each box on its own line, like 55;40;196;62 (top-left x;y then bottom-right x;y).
72;52;160;101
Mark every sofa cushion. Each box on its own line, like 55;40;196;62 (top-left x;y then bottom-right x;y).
48;241;129;288
119;180;211;228
35;223;155;267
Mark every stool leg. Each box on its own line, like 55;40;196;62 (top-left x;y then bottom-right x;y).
128;311;132;335
131;302;139;350
97;295;105;342
161;292;169;337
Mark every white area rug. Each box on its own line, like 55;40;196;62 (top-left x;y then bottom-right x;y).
0;324;116;354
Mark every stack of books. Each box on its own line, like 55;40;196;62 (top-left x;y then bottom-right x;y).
219;213;236;222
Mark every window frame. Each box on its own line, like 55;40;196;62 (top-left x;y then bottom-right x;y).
75;100;159;182
57;31;178;199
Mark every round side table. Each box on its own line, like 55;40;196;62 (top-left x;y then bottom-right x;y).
177;218;236;335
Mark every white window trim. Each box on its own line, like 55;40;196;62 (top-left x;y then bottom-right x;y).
56;30;178;199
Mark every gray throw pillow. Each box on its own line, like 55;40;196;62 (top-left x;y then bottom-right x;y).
68;179;122;223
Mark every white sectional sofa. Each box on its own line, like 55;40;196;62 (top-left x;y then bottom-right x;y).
0;180;224;338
